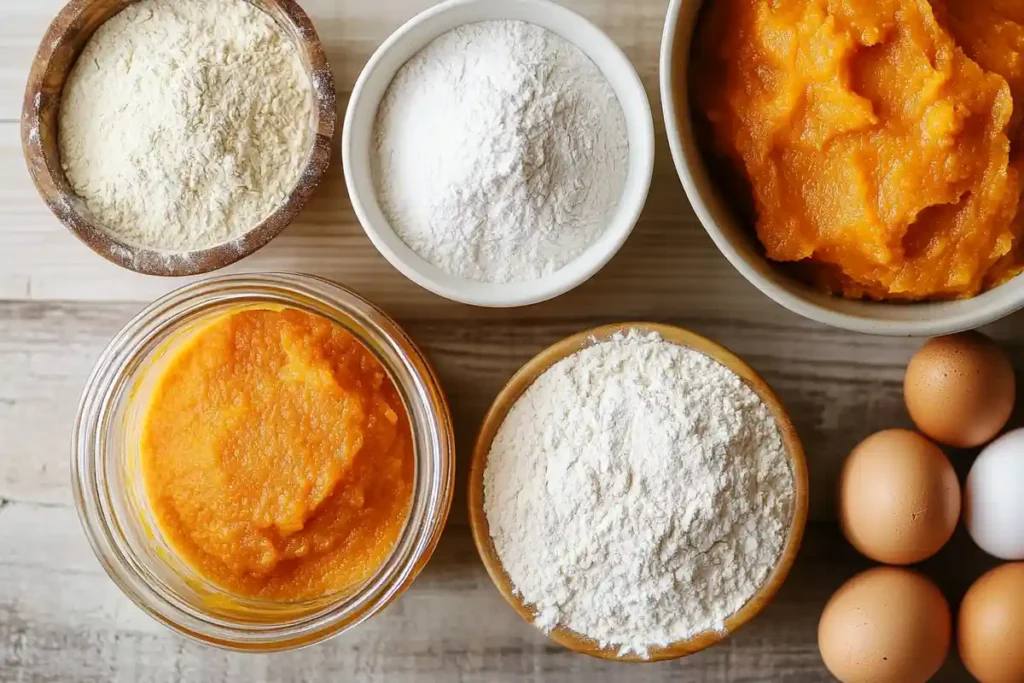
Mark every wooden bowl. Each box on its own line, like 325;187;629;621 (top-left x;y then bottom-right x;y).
21;0;337;277
467;322;810;662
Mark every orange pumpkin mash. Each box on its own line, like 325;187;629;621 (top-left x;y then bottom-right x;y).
934;0;1024;148
140;308;414;601
694;0;1024;300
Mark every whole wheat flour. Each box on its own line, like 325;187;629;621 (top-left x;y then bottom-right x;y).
58;0;314;252
483;331;795;658
372;20;629;283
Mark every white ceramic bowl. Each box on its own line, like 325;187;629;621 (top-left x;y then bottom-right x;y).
343;0;655;308
660;0;1024;336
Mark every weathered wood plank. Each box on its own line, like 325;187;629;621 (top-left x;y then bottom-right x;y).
7;301;1024;517
0;300;917;519
0;1;65;123
0;500;979;682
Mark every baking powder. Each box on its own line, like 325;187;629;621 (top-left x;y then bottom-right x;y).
372;20;629;283
58;0;314;252
483;331;795;658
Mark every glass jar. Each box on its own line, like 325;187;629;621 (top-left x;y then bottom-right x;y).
72;273;455;651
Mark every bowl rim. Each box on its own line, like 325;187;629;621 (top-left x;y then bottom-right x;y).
341;0;655;308
658;0;1024;337
21;0;337;277
467;322;810;662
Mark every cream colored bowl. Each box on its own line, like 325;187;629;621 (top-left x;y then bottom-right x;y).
660;0;1024;336
343;0;654;308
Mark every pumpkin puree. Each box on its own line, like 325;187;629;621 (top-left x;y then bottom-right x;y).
140;308;414;601
694;0;1024;300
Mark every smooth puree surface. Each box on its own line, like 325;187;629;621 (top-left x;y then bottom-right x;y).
694;0;1024;300
140;308;414;601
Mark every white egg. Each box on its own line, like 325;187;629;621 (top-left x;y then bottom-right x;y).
965;428;1024;560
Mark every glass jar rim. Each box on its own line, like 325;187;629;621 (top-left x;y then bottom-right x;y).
72;272;455;651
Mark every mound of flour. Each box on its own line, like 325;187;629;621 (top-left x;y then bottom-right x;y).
372;20;629;283
59;0;314;251
483;331;795;657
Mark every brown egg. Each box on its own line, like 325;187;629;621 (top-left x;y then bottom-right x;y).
959;563;1024;683
818;567;951;683
839;429;960;564
904;331;1015;448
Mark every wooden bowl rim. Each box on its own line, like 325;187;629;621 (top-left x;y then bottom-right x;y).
467;322;810;662
20;0;338;277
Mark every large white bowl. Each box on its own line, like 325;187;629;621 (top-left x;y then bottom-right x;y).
343;0;655;308
660;0;1024;336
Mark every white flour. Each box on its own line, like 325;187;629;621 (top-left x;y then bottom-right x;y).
58;0;314;252
483;331;795;658
372;20;629;283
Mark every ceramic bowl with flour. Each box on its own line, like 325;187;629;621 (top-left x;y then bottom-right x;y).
343;0;655;308
468;323;809;661
23;0;336;277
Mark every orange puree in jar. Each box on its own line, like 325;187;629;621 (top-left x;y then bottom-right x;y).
694;0;1024;300
140;308;414;601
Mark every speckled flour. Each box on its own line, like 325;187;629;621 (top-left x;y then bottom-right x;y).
58;0;314;251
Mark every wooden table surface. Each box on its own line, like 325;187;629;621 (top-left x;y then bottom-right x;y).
0;0;1015;681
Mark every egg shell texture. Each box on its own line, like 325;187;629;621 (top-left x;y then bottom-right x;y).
818;567;951;683
904;331;1015;449
959;563;1024;683
839;429;960;565
965;429;1024;560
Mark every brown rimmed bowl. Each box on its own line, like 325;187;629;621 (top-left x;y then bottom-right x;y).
467;322;809;662
22;0;337;277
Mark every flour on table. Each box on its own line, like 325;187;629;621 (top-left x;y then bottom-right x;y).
58;0;314;252
372;20;629;283
483;331;795;658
